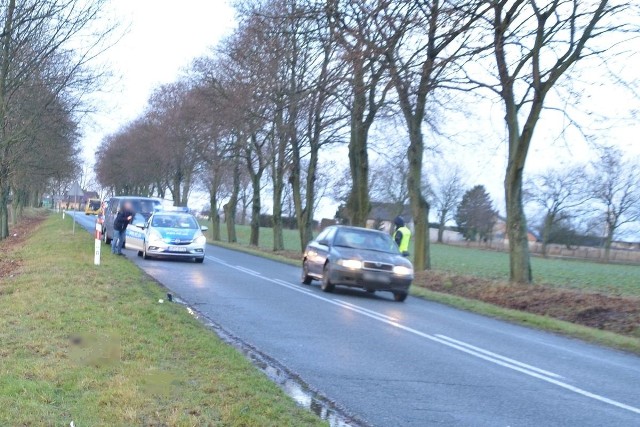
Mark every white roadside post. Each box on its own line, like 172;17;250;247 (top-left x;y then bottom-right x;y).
94;221;102;266
62;209;65;219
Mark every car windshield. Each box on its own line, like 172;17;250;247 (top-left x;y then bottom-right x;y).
88;200;101;210
333;229;399;254
129;199;162;219
152;214;198;229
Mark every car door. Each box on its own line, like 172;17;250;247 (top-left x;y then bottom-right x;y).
124;213;146;251
310;227;335;275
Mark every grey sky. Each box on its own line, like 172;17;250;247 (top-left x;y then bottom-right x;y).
82;1;640;224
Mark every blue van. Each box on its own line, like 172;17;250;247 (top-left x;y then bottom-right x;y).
101;196;163;244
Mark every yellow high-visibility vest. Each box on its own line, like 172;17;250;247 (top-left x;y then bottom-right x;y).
394;226;411;253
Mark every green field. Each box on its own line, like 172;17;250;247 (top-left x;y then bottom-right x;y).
0;215;324;426
211;224;640;297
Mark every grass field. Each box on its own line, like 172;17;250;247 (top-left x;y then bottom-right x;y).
0;214;324;427
212;224;640;297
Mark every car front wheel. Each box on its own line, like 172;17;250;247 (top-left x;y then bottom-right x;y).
143;245;151;260
393;291;408;302
321;264;335;293
195;257;204;263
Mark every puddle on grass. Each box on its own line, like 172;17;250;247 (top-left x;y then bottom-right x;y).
180;302;367;427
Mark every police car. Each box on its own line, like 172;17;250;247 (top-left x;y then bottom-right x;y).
125;207;208;263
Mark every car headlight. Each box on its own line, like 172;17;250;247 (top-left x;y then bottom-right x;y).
337;259;362;269
393;265;413;276
194;234;206;245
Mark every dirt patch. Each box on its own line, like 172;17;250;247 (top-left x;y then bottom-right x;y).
415;270;640;337
0;213;47;280
273;250;302;262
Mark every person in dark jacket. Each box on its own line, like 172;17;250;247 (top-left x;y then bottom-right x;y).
111;201;134;256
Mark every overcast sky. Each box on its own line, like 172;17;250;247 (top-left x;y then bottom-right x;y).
82;1;640;223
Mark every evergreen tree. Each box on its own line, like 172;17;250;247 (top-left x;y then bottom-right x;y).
455;185;497;242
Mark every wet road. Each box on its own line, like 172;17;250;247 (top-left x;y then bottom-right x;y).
72;213;640;426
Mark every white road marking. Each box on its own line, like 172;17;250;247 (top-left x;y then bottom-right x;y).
335;299;399;322
235;265;261;275
205;255;640;416
435;334;563;379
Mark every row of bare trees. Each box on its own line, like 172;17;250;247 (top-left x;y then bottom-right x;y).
97;0;638;282
0;0;115;239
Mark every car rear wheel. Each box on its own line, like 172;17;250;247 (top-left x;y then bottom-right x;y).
321;264;335;293
393;291;408;302
301;260;313;285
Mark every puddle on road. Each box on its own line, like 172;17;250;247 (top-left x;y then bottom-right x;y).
181;303;367;427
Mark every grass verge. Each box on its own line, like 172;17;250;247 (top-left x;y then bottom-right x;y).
208;235;640;355
0;214;325;427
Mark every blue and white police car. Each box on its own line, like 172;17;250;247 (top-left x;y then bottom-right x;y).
125;207;208;263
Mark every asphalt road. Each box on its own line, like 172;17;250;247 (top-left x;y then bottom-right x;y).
72;212;640;426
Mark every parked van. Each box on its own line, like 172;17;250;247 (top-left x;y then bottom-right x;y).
84;199;102;215
102;196;163;244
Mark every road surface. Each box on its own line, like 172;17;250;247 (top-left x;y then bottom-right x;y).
72;213;640;426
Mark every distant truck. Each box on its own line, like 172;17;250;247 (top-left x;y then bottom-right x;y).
84;199;102;215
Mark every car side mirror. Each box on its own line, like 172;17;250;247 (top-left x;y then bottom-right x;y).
318;239;329;246
200;225;209;232
133;222;145;229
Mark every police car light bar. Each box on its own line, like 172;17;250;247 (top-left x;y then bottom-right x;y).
159;206;190;213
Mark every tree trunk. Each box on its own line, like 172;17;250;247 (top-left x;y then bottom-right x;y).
407;121;430;270
180;173;191;206
171;175;181;207
224;159;240;243
437;221;445;244
541;212;554;257
272;169;284;251
347;64;371;227
0;181;8;239
301;148;318;249
505;165;532;283
249;173;261;247
209;185;221;241
604;225;614;262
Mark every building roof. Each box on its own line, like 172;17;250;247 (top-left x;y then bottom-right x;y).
368;202;412;222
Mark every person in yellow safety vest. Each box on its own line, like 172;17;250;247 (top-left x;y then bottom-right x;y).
393;216;411;257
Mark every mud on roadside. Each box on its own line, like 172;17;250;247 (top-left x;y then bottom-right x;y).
0;213;47;280
415;270;640;337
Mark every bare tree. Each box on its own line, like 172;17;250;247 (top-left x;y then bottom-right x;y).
0;0;117;238
589;146;640;260
427;165;465;244
370;152;410;210
328;0;396;226
476;0;636;282
384;0;487;270
527;166;590;256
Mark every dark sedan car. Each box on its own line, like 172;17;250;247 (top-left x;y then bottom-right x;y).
302;225;414;302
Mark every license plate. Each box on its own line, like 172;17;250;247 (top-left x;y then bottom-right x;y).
363;271;390;284
169;246;187;253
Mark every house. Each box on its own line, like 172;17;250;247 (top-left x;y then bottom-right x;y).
54;183;101;211
492;215;539;243
366;202;413;233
